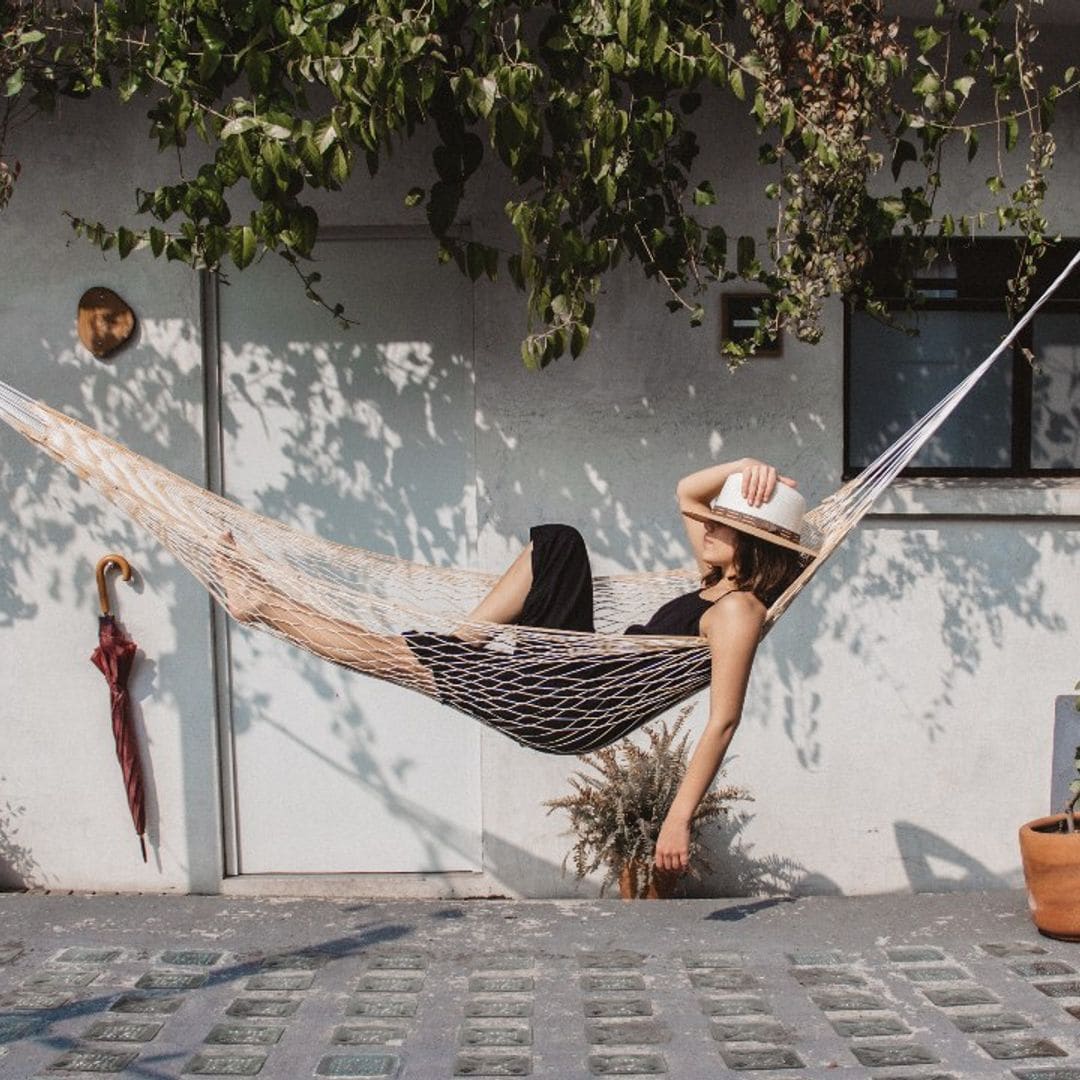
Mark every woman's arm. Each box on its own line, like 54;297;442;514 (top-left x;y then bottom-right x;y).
653;591;765;874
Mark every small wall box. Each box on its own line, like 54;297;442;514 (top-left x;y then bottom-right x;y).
721;293;782;356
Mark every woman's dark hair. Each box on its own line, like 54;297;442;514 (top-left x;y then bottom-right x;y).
703;531;809;607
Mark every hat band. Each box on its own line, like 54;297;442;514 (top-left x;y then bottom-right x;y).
717;507;802;545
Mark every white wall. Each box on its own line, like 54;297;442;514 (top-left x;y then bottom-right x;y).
1;20;1078;897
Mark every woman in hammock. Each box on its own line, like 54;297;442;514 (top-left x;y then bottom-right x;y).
220;457;815;876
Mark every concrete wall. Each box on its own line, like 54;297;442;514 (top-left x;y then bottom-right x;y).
1;19;1079;897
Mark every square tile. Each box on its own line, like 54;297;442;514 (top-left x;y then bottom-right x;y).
204;1024;284;1046
829;1014;909;1037
460;1023;532;1047
587;1053;667;1075
354;975;423;994
885;947;947;963
981;943;1049;957
789;968;865;987
25;970;98;990
950;1011;1031;1033
182;1052;268;1075
369;955;427;972
259;952;329;971
1034;981;1080;999
850;1043;939;1067
585;1020;670;1045
226;997;301;1018
314;1055;401;1078
47;1049;140;1072
453;1053;532;1076
109;993;185;1015
710;1019;789;1042
0;946;23;965
1;990;72;1009
332;1025;409;1045
810;989;888;1011
1013;1071;1080;1080
245;972;314;991
468;977;533;994
54;948;121;965
585;999;652;1018
1011;961;1076;978
345;999;417;1018
579;951;646;969
470;955;532;972
719;1047;804;1070
160;950;223;967
136;970;208;990
83;1019;164;1042
682;953;742;969
902;966;970;983
464;1001;532;1019
978;1036;1067;1060
787;949;846;966
0;1015;38;1043
699;996;769;1016
921;985;999;1007
688;970;755;991
581;974;646;993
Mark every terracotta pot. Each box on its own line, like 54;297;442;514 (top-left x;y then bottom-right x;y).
617;861;680;900
1019;814;1080;940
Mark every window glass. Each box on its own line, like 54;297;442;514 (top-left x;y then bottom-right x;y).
848;309;1012;470
1031;312;1080;469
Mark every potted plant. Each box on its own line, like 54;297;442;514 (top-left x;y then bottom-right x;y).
1019;744;1080;940
544;707;751;899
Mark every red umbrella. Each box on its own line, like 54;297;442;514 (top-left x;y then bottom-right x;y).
90;554;147;862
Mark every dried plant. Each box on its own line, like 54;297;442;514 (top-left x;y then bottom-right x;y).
544;706;751;896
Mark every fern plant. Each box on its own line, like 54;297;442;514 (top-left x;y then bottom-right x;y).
544;707;751;896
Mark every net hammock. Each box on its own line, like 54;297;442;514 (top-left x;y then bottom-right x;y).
1;249;1077;754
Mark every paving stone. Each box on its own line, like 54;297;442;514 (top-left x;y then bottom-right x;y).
453;1053;532;1076
460;1023;532;1047
682;953;742;969
849;1042;940;1067
885;947;948;963
978;1035;1068;1060
54;947;121;965
578;951;646;969
368;955;428;971
874;1074;956;1080
0;1015;41;1042
46;1049;140;1072
0;989;72;1009
709;1019;790;1042
204;1024;285;1045
587;1053;667;1075
108;992;186;1015
982;943;1049;957
809;989;888;1011
581;974;646;993
136;970;208;990
182;1052;268;1075
789;968;865;987
921;985;1000;1007
244;971;314;991
1011;961;1077;978
1013;1070;1080;1080
354;975;424;994
469;955;532;972
332;1025;408;1045
83;1019;164;1042
584;998;653;1018
346;998;418;1018
688;970;755;991
1034;981;1080;998
902;965;970;982
0;945;23;965
718;1047;804;1070
314;1054;401;1078
24;970;99;989
160;950;224;967
949;1011;1032;1033
1066;1006;1080;1021
464;1001;533;1019
585;1020;671;1045
787;949;846;965
829;1013;910;1037
699;996;770;1017
258;952;329;971
226;997;302;1018
469;976;534;994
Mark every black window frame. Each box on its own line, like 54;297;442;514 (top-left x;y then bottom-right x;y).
843;238;1080;480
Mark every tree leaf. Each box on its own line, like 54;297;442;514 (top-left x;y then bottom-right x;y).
228;225;257;269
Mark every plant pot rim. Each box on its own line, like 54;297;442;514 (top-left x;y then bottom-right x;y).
1021;813;1080;835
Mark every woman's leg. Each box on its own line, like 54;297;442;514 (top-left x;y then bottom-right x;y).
464;543;534;624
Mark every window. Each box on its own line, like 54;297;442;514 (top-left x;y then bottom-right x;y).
844;240;1080;478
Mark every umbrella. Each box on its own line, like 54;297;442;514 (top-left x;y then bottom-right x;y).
90;553;147;862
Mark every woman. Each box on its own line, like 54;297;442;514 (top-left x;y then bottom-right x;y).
220;457;813;877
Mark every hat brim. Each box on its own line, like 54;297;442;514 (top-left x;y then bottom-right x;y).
682;508;819;558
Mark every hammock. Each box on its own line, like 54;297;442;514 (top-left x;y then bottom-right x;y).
1;250;1077;753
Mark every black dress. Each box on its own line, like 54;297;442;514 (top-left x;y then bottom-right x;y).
403;524;714;754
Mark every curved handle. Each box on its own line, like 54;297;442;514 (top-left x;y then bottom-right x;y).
96;553;133;616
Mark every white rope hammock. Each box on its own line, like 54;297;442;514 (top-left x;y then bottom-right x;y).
1;249;1077;753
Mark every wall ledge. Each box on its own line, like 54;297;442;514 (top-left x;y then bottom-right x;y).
866;477;1080;518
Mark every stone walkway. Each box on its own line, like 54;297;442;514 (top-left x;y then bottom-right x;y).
1;890;1079;1077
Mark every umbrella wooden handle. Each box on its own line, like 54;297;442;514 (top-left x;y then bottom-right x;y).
96;553;133;616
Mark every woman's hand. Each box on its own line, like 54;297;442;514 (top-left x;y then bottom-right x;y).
739;459;797;507
654;815;691;874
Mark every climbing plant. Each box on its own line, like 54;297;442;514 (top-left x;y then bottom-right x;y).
1;0;1075;364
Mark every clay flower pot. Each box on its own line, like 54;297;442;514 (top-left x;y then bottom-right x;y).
1019;813;1080;940
618;861;680;900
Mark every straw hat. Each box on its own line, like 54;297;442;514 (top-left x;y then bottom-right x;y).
682;472;818;557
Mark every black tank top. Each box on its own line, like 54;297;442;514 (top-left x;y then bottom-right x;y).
624;590;717;637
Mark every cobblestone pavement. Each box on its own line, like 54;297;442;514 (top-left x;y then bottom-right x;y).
1;890;1080;1078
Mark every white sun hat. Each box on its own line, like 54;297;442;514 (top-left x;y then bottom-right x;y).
682;472;819;557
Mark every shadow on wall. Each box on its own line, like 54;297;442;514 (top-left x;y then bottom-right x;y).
0;774;38;889
893;820;1017;892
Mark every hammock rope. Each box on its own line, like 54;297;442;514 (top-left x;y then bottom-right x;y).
2;248;1077;753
